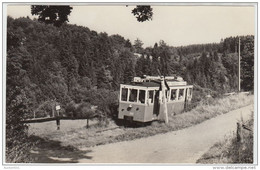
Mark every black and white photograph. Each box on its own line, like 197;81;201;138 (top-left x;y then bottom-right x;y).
2;1;257;168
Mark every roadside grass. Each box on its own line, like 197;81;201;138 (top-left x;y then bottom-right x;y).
29;93;254;150
196;112;254;164
28;135;93;163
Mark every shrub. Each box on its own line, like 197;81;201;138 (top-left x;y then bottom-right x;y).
65;101;77;117
65;88;119;119
34;100;54;118
84;88;119;118
6;88;35;162
76;102;96;118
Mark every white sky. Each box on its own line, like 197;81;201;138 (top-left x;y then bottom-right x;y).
6;4;255;47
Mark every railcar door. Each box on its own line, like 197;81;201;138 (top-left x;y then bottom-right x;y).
153;90;160;116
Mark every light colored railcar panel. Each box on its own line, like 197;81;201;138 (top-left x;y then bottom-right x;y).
118;76;193;123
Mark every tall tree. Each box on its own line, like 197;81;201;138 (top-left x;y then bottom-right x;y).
133;38;144;53
241;36;254;91
159;41;172;76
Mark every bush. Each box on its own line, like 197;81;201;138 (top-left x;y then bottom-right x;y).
65;101;77;117
34;100;54;118
6;88;35;162
76;102;96;118
84;89;119;118
64;101;97;118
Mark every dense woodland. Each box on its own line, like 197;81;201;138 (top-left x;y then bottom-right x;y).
7;16;254;115
6;16;254;162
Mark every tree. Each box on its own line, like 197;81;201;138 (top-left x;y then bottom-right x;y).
150;43;161;75
241;36;254;91
133;38;144;53
158;41;172;76
132;5;153;22
125;39;133;50
6;49;34;162
31;5;73;27
97;66;110;89
31;5;153;27
124;59;136;83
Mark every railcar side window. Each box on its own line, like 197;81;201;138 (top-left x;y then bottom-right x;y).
170;89;177;101
138;90;146;104
148;90;154;103
121;88;128;101
129;89;138;102
179;89;184;100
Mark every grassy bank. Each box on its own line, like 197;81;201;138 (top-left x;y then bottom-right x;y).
28;93;254;151
196;112;254;164
104;93;254;143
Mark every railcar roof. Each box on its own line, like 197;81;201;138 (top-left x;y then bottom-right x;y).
124;81;160;87
122;81;193;88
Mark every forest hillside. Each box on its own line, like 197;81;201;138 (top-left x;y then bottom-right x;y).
6;16;254;120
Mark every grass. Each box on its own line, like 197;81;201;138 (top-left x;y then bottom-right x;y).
28;93;254;151
196;111;254;164
27;135;93;163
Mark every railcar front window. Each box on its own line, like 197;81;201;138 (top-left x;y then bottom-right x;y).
139;90;146;104
129;89;138;102
179;89;184;100
121;88;128;101
148;90;154;103
171;89;177;101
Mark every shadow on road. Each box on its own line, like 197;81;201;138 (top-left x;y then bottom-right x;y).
29;135;92;163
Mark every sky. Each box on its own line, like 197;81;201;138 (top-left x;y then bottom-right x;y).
6;4;256;47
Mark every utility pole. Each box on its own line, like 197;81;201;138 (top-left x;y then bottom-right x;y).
238;37;241;92
159;77;168;124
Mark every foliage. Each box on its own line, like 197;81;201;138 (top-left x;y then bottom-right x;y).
64;101;76;117
6;16;254;120
132;6;153;22
34;100;55;118
197;112;254;164
31;5;73;27
6;32;34;162
84;89;119;118
75;102;96;118
6;16;254;162
241;36;254;91
31;5;153;27
133;38;144;53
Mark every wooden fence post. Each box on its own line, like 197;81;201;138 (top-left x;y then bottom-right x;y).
56;117;60;130
237;122;245;163
237;122;242;142
52;103;54;117
87;119;89;129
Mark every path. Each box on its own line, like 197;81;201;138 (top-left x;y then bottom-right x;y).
78;105;254;163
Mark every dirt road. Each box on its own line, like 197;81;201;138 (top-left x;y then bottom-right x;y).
77;105;254;164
